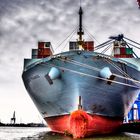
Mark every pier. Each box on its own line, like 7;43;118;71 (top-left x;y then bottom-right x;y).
121;94;140;134
0;122;46;127
126;94;140;122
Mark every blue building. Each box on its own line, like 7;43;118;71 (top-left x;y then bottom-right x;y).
127;94;140;122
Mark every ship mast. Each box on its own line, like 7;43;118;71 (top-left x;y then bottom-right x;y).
77;6;84;46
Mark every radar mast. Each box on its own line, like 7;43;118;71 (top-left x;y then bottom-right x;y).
77;0;84;50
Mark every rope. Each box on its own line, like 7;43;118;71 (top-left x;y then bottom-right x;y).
104;58;131;78
113;73;140;84
126;42;140;50
95;40;114;51
60;29;77;53
53;27;78;53
57;57;100;71
124;37;140;47
56;57;140;85
42;62;140;89
83;26;100;45
125;42;138;58
104;59;140;85
101;44;112;54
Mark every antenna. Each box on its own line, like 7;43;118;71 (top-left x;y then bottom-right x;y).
77;6;84;43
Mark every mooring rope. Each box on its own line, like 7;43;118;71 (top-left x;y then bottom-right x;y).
39;62;140;89
56;57;140;85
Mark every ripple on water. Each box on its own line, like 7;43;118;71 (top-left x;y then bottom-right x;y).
0;127;140;140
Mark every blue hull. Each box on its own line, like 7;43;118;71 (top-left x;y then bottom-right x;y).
22;51;140;119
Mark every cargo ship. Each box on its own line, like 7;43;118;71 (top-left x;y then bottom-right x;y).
22;6;140;138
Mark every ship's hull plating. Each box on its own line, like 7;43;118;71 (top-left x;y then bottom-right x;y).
45;110;122;138
22;51;140;138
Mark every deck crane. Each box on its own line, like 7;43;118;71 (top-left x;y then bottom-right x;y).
95;34;140;58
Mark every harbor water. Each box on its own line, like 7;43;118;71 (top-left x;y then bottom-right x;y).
0;127;140;140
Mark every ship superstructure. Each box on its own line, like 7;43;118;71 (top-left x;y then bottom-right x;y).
22;6;140;138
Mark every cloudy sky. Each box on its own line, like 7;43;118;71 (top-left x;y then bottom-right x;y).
0;0;140;123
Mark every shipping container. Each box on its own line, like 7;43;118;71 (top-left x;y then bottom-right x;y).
114;54;126;58
113;41;119;46
84;41;94;51
37;41;53;58
120;47;126;55
44;48;52;56
114;47;120;55
69;42;79;50
114;54;133;58
38;42;45;48
32;49;38;58
32;49;38;55
32;55;38;58
125;54;133;58
38;48;44;56
121;55;129;58
44;42;51;48
120;40;126;47
38;42;51;48
114;54;122;58
113;41;118;46
126;48;133;55
38;55;44;58
38;48;52;58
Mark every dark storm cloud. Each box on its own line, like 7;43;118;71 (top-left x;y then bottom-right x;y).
0;0;140;86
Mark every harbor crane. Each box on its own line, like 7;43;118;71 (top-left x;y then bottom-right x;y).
10;111;16;124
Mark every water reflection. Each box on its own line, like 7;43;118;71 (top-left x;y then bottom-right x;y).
42;132;140;140
0;127;140;140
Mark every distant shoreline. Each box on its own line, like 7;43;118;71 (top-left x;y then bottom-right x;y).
0;122;46;127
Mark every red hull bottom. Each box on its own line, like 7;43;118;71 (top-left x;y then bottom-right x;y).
45;110;123;138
